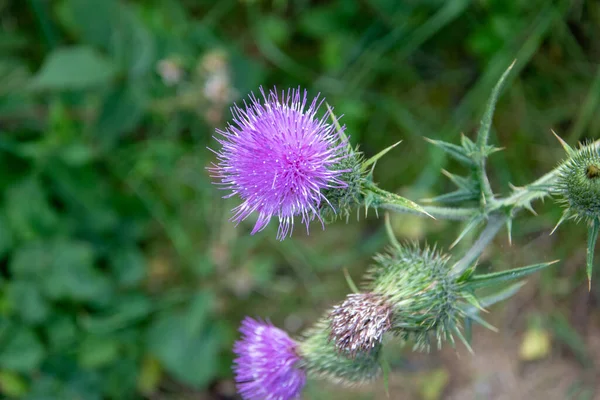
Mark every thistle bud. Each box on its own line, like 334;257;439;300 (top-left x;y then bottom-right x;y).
319;150;366;223
555;142;600;223
365;243;461;351
298;319;382;386
328;292;392;356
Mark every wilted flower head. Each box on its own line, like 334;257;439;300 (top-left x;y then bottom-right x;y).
209;87;350;240
298;318;382;386
328;292;392;356
233;317;306;400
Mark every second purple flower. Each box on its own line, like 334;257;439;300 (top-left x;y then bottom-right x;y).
210;87;350;240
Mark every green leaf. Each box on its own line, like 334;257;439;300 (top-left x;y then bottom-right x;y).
365;182;433;218
6;280;50;324
109;247;146;287
360;141;401;173
476;60;515;148
5;179;59;241
464;260;558;290
29;46;118;90
586;218;599;289
79;294;152;335
424;137;474;166
0;327;45;372
78;336;120;368
450;214;484;249
0;370;28;397
147;315;219;387
95;84;146;145
464;281;527;314
42;240;113;302
147;292;218;387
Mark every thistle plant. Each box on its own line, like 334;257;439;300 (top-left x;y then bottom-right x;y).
211;62;598;399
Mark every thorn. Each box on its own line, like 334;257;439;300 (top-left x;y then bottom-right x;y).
524;203;537;216
551;129;575;155
506;218;513;246
550;212;569;235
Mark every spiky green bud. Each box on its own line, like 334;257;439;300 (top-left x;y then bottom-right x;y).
365;244;463;351
298;318;382;386
320;149;366;223
555;142;600;223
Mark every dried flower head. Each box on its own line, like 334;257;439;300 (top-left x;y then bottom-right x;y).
209;87;350;240
298;319;382;386
233;317;306;400
328;292;392;356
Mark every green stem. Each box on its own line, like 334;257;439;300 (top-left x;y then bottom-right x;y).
379;202;477;220
451;214;506;276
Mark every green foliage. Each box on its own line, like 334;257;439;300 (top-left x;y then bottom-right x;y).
1;0;599;398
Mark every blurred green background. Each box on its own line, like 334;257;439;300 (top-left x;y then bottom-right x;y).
1;0;599;399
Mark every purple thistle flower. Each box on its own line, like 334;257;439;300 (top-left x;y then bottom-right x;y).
233;317;306;400
209;87;349;240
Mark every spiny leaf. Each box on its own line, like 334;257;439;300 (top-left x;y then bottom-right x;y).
361;141;402;173
424;137;474;166
450;215;484;249
476;60;516;149
466;312;498;332
550;211;570;235
461;291;486;312
586;218;599;290
551;129;575;156
462;281;527;316
365;182;433;219
464;260;559;290
326;103;349;144
453;325;474;354
441;170;475;189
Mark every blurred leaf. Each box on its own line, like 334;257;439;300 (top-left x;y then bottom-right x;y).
29;46;117;90
6;280;50;324
79;294;152;335
0;327;45;372
55;0;118;51
137;356;162;395
46;314;78;351
42;240;112;302
5;179;59;241
0;370;28;397
94;84;146;144
78;336;120;368
147;293;219;387
109;247;147;287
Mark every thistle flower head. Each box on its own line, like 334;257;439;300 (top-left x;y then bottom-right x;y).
233;317;306;400
298;318;382;386
209;87;352;240
366;243;462;351
555;142;600;223
328;292;392;356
